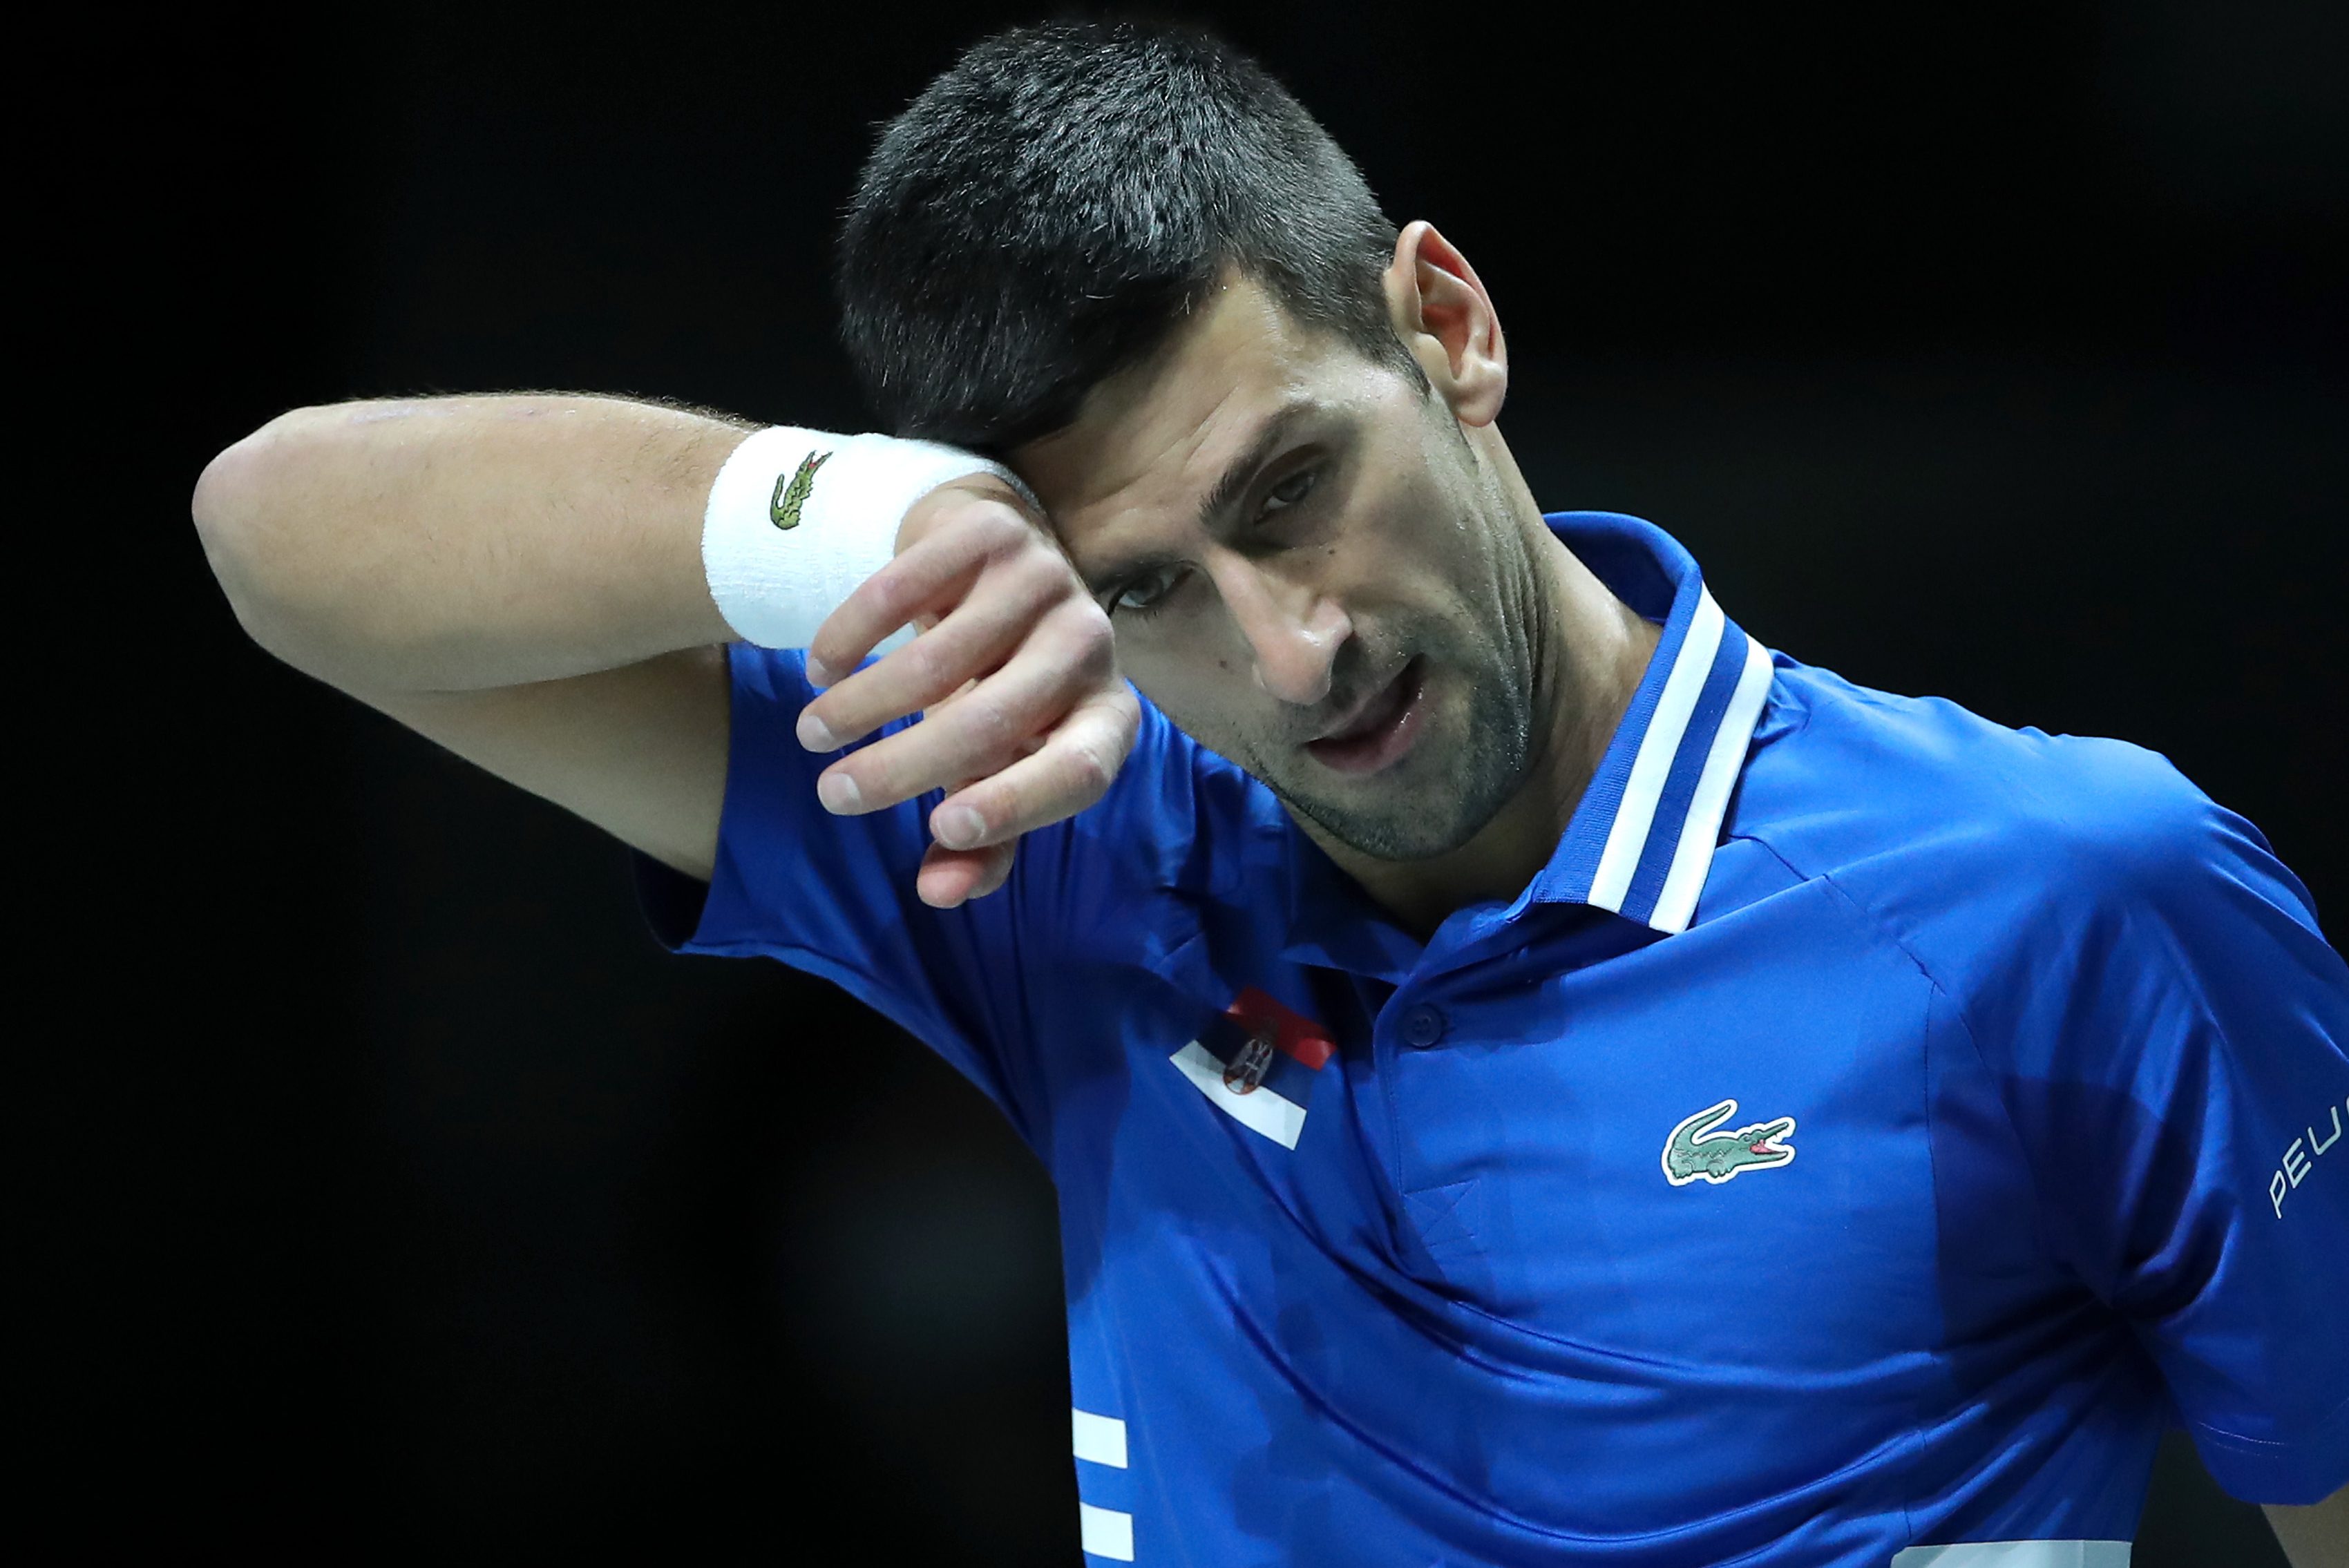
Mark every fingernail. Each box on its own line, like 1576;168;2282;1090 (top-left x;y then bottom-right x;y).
797;711;837;751
935;805;985;848
818;773;862;813
803;655;833;689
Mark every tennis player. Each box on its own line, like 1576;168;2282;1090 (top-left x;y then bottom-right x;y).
193;21;2346;1567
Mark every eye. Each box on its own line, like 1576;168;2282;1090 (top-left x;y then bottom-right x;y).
1260;465;1320;516
1110;563;1186;618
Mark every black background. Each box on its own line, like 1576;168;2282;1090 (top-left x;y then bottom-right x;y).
44;1;2343;1560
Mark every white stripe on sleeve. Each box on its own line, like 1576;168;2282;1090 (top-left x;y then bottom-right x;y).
1078;1502;1136;1561
1890;1542;2131;1567
1072;1408;1128;1468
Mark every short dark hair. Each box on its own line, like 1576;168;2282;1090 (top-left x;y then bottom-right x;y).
835;19;1416;452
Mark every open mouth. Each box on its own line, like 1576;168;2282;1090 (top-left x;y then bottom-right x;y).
1304;657;1427;776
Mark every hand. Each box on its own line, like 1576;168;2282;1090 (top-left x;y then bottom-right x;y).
794;473;1140;909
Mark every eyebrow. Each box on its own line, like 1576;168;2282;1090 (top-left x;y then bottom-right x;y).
1196;399;1316;532
1082;398;1320;595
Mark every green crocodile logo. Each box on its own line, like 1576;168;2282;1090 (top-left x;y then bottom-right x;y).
1662;1098;1796;1186
769;448;832;530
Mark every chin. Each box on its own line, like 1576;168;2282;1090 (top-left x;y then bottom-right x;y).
1332;749;1527;863
1289;785;1494;863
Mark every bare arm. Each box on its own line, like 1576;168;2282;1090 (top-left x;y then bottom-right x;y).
2267;1485;2349;1568
194;394;744;878
193;392;1134;900
193;394;741;694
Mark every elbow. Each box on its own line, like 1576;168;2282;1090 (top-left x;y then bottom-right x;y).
191;405;312;562
191;408;339;667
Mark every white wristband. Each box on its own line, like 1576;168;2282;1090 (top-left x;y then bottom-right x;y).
700;426;1034;651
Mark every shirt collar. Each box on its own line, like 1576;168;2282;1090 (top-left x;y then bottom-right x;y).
1280;512;1776;973
1532;511;1776;932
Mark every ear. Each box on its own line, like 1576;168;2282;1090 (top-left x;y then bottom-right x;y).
1384;220;1508;427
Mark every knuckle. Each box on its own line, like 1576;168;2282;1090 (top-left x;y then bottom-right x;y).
1048;606;1116;680
900;634;951;696
1063;734;1116;799
1075;615;1118;675
828;589;887;648
912;481;998;537
1061;589;1114;635
870;566;925;626
955;695;1018;750
973;504;1028;554
1012;551;1067;605
1041;538;1089;586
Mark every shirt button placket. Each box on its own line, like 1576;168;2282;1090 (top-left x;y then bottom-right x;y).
1400;1003;1447;1049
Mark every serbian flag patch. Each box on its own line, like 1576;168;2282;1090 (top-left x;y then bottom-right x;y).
1169;986;1335;1149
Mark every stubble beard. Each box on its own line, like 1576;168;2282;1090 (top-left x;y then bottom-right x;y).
1242;635;1534;863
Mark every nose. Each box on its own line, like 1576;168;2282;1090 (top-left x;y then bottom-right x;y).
1211;552;1351;707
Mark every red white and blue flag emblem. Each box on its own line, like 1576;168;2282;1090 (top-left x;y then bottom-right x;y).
1169;986;1333;1149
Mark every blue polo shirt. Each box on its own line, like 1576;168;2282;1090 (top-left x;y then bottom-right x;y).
638;512;2349;1566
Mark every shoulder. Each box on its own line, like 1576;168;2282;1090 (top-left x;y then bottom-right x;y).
1737;656;2322;1004
1751;657;2272;903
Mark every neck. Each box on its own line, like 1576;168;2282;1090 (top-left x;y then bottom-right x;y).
1301;522;1660;944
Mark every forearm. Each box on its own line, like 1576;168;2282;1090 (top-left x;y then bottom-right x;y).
192;394;745;694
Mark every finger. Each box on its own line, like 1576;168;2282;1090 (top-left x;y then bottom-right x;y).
797;549;1072;750
815;600;1115;816
802;504;1031;686
926;685;1139;850
915;840;1017;909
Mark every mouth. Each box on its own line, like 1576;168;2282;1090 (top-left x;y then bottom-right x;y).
1305;657;1427;776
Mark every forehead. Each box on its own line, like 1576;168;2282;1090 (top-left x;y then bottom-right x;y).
1012;274;1389;561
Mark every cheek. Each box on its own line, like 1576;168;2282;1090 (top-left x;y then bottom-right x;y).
1123;642;1264;747
1356;450;1474;579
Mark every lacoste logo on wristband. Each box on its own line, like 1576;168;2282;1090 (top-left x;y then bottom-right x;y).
1662;1098;1798;1185
769;448;833;530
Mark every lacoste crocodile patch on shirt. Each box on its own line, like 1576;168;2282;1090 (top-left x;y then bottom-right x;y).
1662;1098;1798;1185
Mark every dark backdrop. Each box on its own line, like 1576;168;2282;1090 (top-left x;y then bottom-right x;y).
48;1;2343;1560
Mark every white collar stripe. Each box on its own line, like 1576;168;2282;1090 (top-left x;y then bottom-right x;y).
1646;632;1773;933
1586;589;1727;913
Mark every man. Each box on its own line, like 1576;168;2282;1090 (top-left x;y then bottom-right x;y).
193;19;2345;1568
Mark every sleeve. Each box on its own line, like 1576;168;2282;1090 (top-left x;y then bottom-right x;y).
630;642;1054;1140
1982;743;2349;1503
629;642;1220;1155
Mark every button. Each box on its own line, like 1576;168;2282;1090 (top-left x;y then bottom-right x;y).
1400;1004;1447;1048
